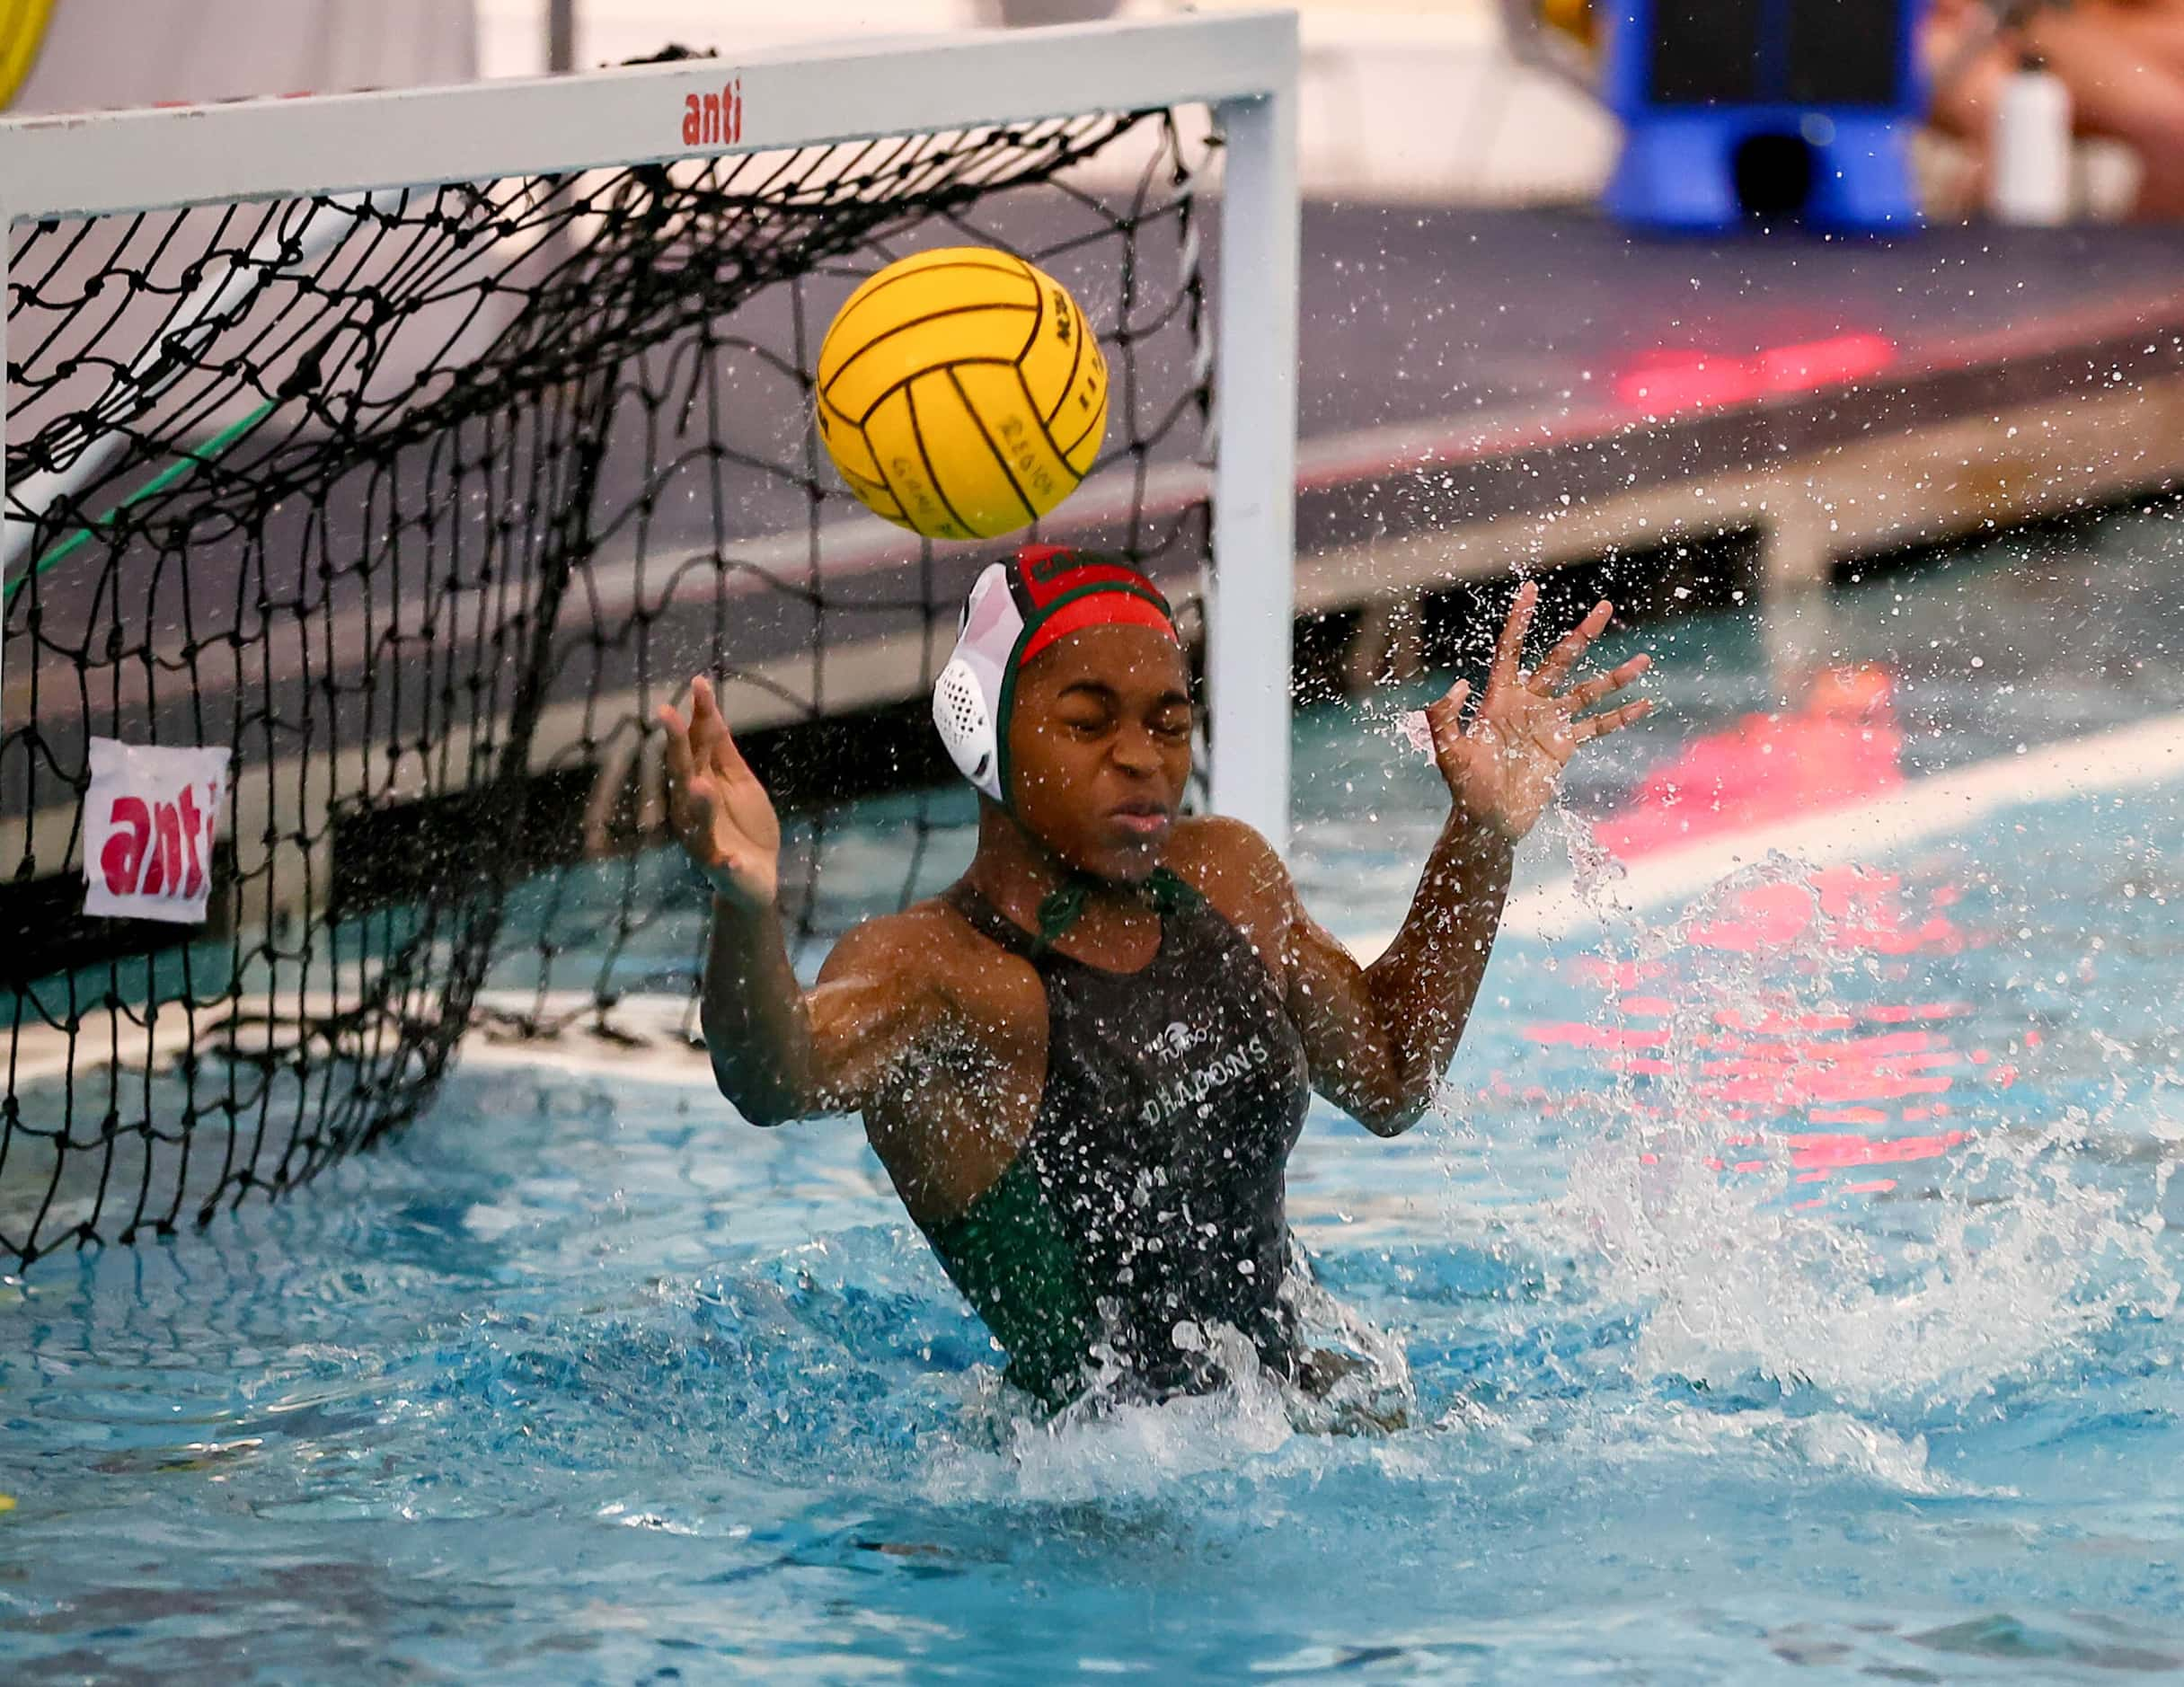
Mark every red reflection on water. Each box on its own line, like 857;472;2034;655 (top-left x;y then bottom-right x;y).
1598;665;1903;857
1521;664;2003;1206
1790;1129;1973;1170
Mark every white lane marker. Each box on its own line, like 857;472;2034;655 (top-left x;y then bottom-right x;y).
1351;708;2184;955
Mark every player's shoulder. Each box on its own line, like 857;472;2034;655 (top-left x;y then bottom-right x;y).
1163;815;1295;927
818;896;987;984
823;894;1048;1062
1168;813;1290;880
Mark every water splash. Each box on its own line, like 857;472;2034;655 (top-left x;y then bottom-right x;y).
1552;856;2179;1412
1552;797;1631;923
926;1256;1417;1504
1562;1401;1995;1497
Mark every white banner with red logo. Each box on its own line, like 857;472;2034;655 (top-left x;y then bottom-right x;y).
83;738;229;923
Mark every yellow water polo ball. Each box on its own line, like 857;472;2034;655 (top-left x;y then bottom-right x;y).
814;247;1110;542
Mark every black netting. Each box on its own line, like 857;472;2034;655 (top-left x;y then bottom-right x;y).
0;106;1215;1267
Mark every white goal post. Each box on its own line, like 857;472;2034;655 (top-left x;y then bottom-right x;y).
0;10;1303;851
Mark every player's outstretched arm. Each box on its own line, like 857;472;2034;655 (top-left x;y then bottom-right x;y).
659;677;947;1126
1284;584;1651;1135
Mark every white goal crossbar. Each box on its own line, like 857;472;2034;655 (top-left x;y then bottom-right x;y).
0;9;1302;847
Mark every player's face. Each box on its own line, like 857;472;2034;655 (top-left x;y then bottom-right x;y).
1007;624;1192;883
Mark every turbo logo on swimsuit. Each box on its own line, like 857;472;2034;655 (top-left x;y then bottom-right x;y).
1138;1028;1271;1132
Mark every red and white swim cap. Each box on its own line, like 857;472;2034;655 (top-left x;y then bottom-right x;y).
931;544;1179;804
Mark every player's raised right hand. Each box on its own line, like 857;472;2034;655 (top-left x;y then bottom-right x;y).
658;676;783;911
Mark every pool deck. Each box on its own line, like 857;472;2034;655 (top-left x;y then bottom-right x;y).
1285;206;2184;684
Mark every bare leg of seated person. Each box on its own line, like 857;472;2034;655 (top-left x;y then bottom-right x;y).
2026;4;2184;217
2069;0;2184;79
1928;1;2184;220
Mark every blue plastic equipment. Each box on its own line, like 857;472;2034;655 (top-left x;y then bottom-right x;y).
1600;0;1926;232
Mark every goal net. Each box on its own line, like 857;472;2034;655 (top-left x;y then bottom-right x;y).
0;16;1298;1267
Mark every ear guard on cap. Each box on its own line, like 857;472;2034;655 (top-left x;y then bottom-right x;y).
933;657;999;799
931;563;1018;803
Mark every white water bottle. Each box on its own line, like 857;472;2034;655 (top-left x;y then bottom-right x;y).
1990;51;2073;225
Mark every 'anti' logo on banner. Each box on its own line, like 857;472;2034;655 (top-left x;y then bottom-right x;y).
83;738;230;924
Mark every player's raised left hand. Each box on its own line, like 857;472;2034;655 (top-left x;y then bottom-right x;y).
1422;581;1652;844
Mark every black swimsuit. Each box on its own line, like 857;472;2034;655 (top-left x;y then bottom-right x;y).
923;870;1313;1408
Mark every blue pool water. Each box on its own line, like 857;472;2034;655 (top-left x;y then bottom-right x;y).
8;515;2184;1682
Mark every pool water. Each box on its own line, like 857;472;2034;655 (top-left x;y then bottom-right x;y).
8;513;2184;1682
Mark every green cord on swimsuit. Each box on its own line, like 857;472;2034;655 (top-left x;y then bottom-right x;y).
1030;864;1194;956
